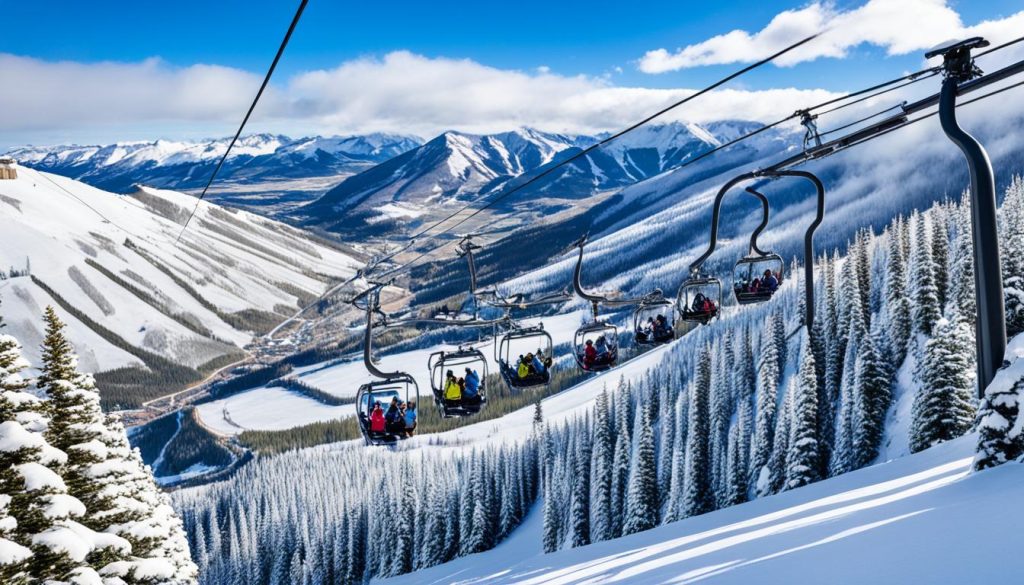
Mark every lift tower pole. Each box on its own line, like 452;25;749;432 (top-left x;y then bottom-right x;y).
927;38;1006;396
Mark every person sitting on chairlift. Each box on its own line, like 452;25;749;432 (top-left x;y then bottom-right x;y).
444;370;462;406
370;402;386;434
653;314;673;342
463;367;482;405
636;316;655;343
531;352;546;375
404;401;417;437
761;269;779;293
595;336;611;365
517;356;530;379
538;348;553;369
385;397;403;434
583;339;597;367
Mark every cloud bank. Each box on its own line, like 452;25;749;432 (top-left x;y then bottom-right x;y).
0;51;839;145
638;0;1024;73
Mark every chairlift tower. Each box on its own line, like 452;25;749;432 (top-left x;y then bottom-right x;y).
926;37;1007;395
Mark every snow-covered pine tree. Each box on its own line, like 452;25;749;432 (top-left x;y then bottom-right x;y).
830;326;859;477
681;349;713;517
0;329;127;583
36;308;197;584
885;217;913;367
610;405;631;538
656;380;675;505
541;466;560;553
785;342;819;490
622;404;658;535
931;204;950;310
948;191;976;323
589;389;613;542
851;325;891;470
1000;175;1024;336
569;424;591;548
663;391;688;524
855;229;873;330
910;317;976;453
909;212;941;337
767;383;792;494
750;328;779;496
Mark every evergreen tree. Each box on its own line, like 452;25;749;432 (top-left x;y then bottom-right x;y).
948;193;977;323
931;205;950;310
750;329;779;496
656;382;676;504
909;213;941;337
767;385;792;494
569;427;591;548
663;392;688;524
541;467;560;553
786;343;819;490
851;326;891;470
681;350;713;517
610;411;631;537
911;317;976;453
589;390;614;542
830;328;859;476
622;404;658;535
1000;176;1024;335
885;217;913;367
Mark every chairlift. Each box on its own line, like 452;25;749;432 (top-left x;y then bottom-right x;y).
732;186;784;305
351;283;421;446
495;323;554;390
733;254;784;304
676;276;722;325
355;376;419;446
573;320;619;372
428;347;488;418
632;297;676;345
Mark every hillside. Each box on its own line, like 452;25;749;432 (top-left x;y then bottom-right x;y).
377;434;1022;585
0;164;361;407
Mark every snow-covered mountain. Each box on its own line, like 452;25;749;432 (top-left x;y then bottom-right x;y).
296;122;786;238
5;133;423;203
0;163;361;408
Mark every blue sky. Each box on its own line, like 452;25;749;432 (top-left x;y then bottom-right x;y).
2;0;1023;147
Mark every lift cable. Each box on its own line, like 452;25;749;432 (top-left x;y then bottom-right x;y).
176;0;309;243
817;102;907;139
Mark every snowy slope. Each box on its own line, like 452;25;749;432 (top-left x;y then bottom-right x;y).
378;435;1024;585
0;165;361;376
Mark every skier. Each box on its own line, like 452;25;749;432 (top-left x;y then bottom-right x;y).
583;339;597;368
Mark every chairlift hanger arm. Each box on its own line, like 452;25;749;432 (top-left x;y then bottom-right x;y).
572;234;657;307
743;187;771;257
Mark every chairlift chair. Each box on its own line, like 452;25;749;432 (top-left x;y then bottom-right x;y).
677;276;722;325
733;253;784;305
632;297;677;345
428;347;488;418
573;320;619;372
355;376;419;446
495;323;554;390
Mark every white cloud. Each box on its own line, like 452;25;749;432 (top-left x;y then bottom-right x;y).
0;50;841;145
638;0;1024;73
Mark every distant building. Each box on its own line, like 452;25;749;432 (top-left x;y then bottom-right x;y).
0;156;17;180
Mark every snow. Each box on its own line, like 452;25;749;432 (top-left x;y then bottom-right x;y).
379;436;1024;585
0;537;32;566
0;169;361;374
17;461;67;492
194;386;352;436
